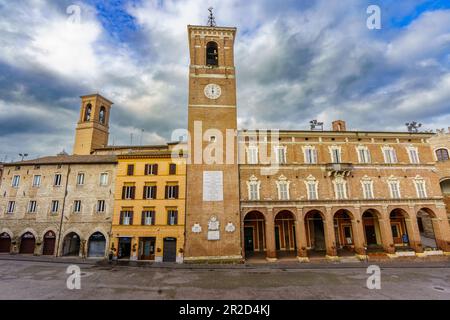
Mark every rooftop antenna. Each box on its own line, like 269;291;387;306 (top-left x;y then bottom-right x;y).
207;7;216;27
130;133;133;146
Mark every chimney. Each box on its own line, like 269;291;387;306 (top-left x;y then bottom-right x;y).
332;120;347;132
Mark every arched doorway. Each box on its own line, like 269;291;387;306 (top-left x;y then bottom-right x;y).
243;211;266;258
62;232;81;256
390;209;410;248
0;232;11;253
19;232;35;254
417;208;438;250
439;178;450;215
305;210;326;256
88;232;106;257
274;211;296;257
42;231;56;255
334;210;354;255
362;210;383;252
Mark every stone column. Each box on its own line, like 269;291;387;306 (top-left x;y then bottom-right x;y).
378;216;395;254
405;208;423;253
432;206;450;252
351;207;366;255
295;207;308;259
324;208;337;257
265;207;277;261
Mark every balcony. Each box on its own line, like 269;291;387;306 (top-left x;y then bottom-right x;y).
326;163;353;177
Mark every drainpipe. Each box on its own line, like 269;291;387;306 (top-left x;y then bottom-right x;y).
55;164;71;257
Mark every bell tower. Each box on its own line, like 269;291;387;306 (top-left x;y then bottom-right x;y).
184;11;242;262
73;94;113;155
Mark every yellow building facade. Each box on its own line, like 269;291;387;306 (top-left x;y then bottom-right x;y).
109;147;186;263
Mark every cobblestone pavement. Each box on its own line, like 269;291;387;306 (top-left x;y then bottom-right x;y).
0;257;449;300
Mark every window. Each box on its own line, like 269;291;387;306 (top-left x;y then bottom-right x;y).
122;185;136;200
11;175;20;188
333;176;347;200
305;175;318;200
356;146;371;164
169;163;177;175
206;41;218;66
414;178;427;198
276;175;290;200
76;173;85;185
51;200;59;213
274;146;287;164
142;210;155;225
247;146;259;164
361;177;374;199
120;211;133;225
100;173;108;186
436;148;449;161
54;174;62;186
28;200;37;213
407;147;420;164
84;104;92;121
127;164;134;176
6;201;15;213
145;164;158;175
167;210;178;225
99;106;106;124
73;200;81;213
330;146;341;163
382;147;398;164
97;200;106;213
32;175;41;187
143;185;157;200
247;175;260;200
307;183;318;200
388;178;401;199
303;146;317;164
165;185;179;199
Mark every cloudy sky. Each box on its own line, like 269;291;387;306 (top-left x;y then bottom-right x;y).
0;0;450;161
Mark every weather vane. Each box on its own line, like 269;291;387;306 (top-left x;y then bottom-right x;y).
207;7;216;27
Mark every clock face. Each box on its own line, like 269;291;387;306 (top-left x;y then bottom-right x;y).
204;84;222;100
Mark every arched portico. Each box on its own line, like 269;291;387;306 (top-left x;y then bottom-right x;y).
274;210;296;258
243;211;266;259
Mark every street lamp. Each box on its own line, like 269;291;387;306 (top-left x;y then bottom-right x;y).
19;153;28;161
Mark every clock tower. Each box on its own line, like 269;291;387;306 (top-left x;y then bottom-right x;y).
184;18;242;262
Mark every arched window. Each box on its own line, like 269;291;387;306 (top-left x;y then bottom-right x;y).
206;41;218;66
436;148;449;161
84;104;92;122
99;106;106;124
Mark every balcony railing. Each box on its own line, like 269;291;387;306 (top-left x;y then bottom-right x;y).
326;163;353;176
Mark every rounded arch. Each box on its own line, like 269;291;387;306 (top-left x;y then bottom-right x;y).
434;147;449;161
0;228;13;239
84;103;92;121
417;207;437;219
304;209;326;221
244;210;265;221
62;232;81;256
19;228;38;240
243;210;266;256
362;208;383;219
274;210;296;221
88;231;107;258
206;41;219;66
99;106;106;124
333;208;355;220
19;231;36;254
389;208;410;219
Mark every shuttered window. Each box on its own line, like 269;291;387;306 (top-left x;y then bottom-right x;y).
165;185;179;199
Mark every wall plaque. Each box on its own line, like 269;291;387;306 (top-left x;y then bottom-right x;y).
203;171;223;202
